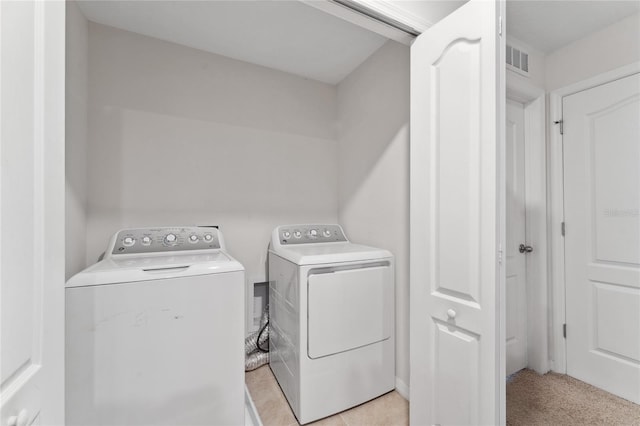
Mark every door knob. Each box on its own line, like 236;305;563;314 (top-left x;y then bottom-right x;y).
519;244;533;253
7;409;29;426
447;309;456;319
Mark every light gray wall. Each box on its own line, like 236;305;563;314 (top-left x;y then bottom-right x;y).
86;23;339;286
82;22;411;387
507;13;640;94
65;1;89;280
337;41;410;389
545;13;640;91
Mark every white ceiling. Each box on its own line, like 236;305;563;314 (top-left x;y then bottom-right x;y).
77;0;389;85
507;0;640;53
388;0;467;26
77;0;640;83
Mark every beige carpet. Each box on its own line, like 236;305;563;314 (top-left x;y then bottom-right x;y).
507;369;640;425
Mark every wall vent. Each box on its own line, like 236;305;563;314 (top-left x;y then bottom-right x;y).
506;44;529;76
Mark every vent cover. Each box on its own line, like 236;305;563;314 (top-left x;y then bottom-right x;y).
506;44;529;75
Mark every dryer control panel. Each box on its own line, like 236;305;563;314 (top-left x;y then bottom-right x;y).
277;224;347;245
109;226;222;255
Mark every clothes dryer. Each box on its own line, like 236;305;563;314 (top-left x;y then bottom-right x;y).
268;224;394;424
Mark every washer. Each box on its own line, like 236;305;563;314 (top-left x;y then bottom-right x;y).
268;224;394;424
66;226;245;426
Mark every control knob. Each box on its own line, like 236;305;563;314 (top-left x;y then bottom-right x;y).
293;230;302;239
309;229;318;238
164;233;177;245
203;234;213;242
323;229;331;238
189;234;199;243
283;231;291;239
141;236;152;245
123;236;136;247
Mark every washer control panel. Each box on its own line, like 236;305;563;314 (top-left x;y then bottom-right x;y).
278;224;347;245
110;226;221;255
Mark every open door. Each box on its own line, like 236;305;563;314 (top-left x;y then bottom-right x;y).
410;0;506;424
1;2;65;425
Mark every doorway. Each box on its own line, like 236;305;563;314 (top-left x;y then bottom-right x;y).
504;76;548;378
505;99;527;376
505;0;640;367
505;0;640;422
507;67;640;424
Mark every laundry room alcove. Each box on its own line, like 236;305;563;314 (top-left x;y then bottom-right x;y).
64;0;413;416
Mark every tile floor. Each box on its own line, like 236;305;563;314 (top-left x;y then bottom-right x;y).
245;365;409;426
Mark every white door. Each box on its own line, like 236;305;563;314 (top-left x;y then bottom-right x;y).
563;73;640;403
0;2;65;425
505;100;527;376
409;0;506;424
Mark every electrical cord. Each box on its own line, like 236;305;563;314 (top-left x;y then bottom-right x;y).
256;320;269;353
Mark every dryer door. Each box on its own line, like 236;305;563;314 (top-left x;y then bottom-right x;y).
307;264;393;359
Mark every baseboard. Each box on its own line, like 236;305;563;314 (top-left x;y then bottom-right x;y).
395;377;410;400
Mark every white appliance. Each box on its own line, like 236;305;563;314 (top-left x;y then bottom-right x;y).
268;224;394;424
66;226;245;426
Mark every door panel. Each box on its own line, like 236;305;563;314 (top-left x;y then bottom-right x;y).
432;321;479;425
593;283;639;362
564;72;640;403
410;0;505;424
1;0;37;381
505;100;527;375
1;2;65;425
1;2;42;425
432;38;481;304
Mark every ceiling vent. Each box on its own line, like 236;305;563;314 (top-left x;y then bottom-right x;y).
506;44;529;76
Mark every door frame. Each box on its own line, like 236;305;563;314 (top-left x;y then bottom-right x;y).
548;61;640;373
506;71;548;374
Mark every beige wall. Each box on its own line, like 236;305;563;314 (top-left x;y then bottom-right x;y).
546;13;640;91
65;1;89;280
86;23;339;287
337;41;410;390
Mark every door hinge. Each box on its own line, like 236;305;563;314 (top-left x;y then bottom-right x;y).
563;323;567;338
498;16;503;36
554;119;564;135
561;222;565;236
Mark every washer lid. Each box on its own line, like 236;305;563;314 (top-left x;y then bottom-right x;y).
66;251;244;288
270;242;392;265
